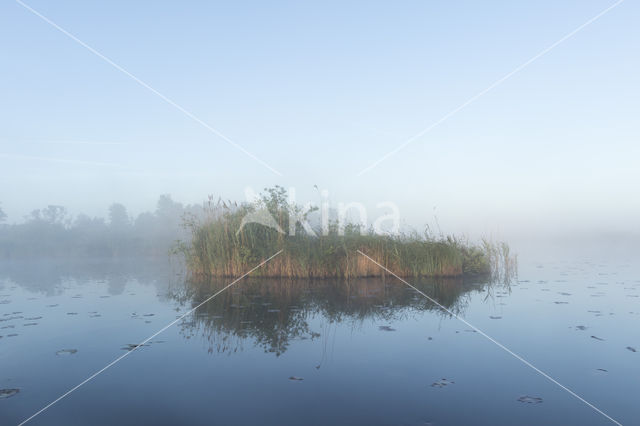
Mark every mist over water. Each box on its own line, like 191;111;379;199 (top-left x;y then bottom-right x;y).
2;1;639;424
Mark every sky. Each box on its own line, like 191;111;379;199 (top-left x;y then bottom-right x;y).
1;0;638;242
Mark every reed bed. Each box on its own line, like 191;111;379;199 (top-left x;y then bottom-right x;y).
179;187;512;280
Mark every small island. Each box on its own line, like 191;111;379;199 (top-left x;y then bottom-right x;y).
179;187;515;280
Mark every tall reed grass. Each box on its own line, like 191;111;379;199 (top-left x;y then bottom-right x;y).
179;187;513;280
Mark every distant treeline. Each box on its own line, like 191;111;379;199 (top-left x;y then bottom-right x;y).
0;196;197;259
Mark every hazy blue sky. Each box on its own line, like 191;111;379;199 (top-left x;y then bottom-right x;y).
1;0;638;239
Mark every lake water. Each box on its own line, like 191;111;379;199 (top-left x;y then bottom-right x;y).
1;251;639;425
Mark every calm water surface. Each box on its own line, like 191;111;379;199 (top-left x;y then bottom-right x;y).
1;253;639;425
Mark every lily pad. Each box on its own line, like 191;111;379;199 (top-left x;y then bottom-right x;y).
378;326;396;332
56;349;78;356
517;395;543;404
627;346;637;352
431;378;454;388
288;376;304;381
0;389;19;399
122;343;149;351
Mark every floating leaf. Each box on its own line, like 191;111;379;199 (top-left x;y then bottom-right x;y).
0;389;19;399
517;395;543;404
431;378;454;388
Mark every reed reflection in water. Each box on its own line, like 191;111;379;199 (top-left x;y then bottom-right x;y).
169;276;510;356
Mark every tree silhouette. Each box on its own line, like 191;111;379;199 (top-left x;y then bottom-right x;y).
108;203;130;230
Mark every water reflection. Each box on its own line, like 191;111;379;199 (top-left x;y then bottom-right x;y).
0;258;182;296
170;276;505;356
3;257;640;425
